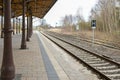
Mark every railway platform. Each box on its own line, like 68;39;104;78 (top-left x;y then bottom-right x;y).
0;31;98;80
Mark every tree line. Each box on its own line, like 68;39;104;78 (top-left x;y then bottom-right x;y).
61;0;120;34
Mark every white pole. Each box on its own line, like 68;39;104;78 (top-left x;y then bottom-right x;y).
119;2;120;21
92;28;95;46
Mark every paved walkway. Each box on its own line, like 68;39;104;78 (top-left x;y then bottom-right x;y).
0;34;48;80
0;31;99;80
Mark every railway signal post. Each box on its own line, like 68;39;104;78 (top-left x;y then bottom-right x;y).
91;20;96;46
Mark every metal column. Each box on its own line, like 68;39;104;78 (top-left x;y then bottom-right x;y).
21;0;27;49
1;0;15;80
16;17;18;34
29;15;31;38
31;16;33;37
13;18;15;35
19;19;21;34
29;13;32;38
26;16;30;41
1;12;4;38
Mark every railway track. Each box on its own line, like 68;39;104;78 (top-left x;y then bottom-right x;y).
41;31;120;80
44;31;120;63
73;35;120;50
47;31;120;50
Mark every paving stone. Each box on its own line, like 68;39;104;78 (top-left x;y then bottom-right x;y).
0;34;48;80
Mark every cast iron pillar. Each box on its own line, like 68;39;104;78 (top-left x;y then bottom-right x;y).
26;16;30;41
1;14;4;38
1;7;4;38
21;0;26;49
31;16;33;37
13;18;15;35
28;13;31;38
19;19;21;34
1;0;15;80
29;13;32;38
16;18;18;34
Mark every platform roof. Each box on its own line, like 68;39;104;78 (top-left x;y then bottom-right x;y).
0;0;57;18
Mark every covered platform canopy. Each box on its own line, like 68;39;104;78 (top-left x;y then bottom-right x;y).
0;0;57;18
0;0;57;80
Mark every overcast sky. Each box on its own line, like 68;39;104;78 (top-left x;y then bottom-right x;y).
34;0;98;27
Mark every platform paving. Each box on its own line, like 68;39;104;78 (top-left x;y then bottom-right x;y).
0;34;48;80
0;31;99;80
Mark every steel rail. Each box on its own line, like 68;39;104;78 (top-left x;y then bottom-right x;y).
41;31;120;80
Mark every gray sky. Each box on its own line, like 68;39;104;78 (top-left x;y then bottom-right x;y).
34;0;98;27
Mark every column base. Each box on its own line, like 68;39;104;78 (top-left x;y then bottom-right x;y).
1;67;15;80
26;38;30;41
20;44;26;49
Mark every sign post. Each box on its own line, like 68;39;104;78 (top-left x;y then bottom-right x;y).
91;20;96;46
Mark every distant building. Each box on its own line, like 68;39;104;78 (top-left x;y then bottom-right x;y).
41;19;47;26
